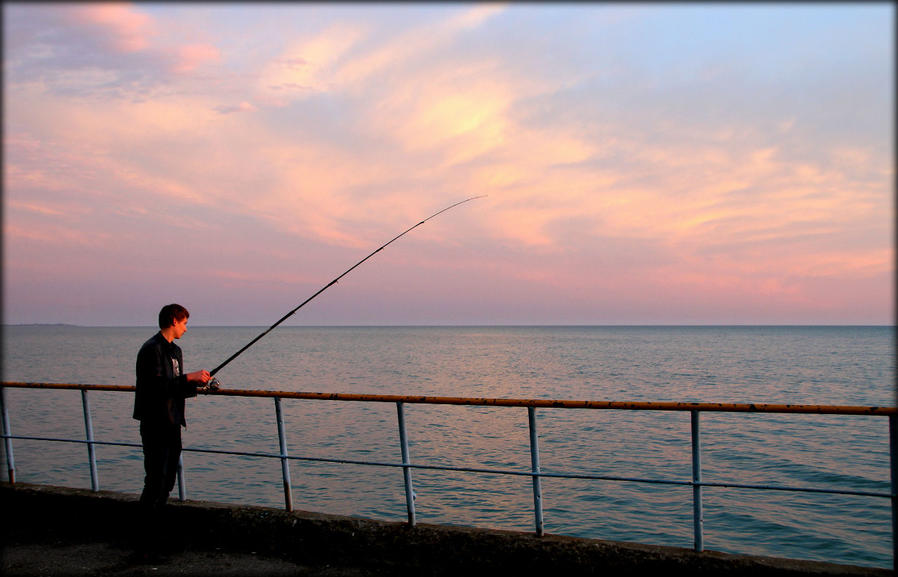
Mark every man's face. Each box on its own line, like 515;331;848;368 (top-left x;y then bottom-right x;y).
172;317;188;339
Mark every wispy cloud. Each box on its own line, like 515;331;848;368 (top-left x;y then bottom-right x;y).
64;3;156;53
173;43;221;73
3;3;892;324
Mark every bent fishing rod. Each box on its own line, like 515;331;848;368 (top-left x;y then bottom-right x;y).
207;195;485;383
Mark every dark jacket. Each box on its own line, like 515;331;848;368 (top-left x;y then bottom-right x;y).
133;332;197;427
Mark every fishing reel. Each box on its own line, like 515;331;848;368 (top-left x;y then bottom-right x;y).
201;377;221;392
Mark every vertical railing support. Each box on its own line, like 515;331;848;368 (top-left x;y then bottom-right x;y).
275;397;294;512
0;387;15;483
691;410;704;552
889;414;897;570
528;407;545;537
177;454;186;501
397;402;416;526
80;389;99;492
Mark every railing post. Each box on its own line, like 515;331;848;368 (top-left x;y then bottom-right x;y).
691;409;704;552
396;402;416;526
528;407;545;537
889;414;897;570
177;454;186;501
0;386;15;483
80;389;99;492
275;397;294;512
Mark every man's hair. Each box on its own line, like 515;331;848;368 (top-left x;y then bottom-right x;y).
158;304;190;329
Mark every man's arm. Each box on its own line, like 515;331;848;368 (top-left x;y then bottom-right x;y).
137;343;199;400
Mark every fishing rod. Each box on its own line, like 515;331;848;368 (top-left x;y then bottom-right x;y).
207;195;485;383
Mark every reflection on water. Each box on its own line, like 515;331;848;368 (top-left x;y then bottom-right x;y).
1;325;894;568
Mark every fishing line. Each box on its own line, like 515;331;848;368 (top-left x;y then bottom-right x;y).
207;195;486;384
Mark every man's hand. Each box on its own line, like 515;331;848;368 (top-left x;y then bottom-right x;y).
186;370;212;384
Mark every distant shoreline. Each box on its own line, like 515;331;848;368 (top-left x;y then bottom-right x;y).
5;323;82;327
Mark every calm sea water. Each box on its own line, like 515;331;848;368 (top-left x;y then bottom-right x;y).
2;325;895;568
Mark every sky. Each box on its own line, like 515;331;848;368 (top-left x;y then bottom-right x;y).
2;3;894;326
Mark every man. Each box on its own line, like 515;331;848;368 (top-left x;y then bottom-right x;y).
133;303;213;555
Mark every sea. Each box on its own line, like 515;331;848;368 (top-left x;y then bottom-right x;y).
1;325;895;568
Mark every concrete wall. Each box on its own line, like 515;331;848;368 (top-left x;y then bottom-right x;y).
1;483;890;576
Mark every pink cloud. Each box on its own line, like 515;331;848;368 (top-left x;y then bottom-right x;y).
215;101;257;115
67;4;155;53
174;43;221;73
4;5;891;325
57;5;222;81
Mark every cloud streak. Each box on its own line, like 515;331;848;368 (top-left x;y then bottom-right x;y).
64;3;156;53
2;3;893;325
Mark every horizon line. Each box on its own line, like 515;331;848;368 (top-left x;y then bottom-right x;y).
5;323;895;329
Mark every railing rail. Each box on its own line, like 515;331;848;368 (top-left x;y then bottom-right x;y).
1;381;896;567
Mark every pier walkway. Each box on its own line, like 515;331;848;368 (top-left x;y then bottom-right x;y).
1;483;890;577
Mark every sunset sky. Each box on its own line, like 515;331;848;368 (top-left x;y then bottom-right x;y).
3;3;894;326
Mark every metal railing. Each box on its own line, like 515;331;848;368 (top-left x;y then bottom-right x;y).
1;381;896;567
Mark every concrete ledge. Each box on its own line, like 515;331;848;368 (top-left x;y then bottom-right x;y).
1;483;890;576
